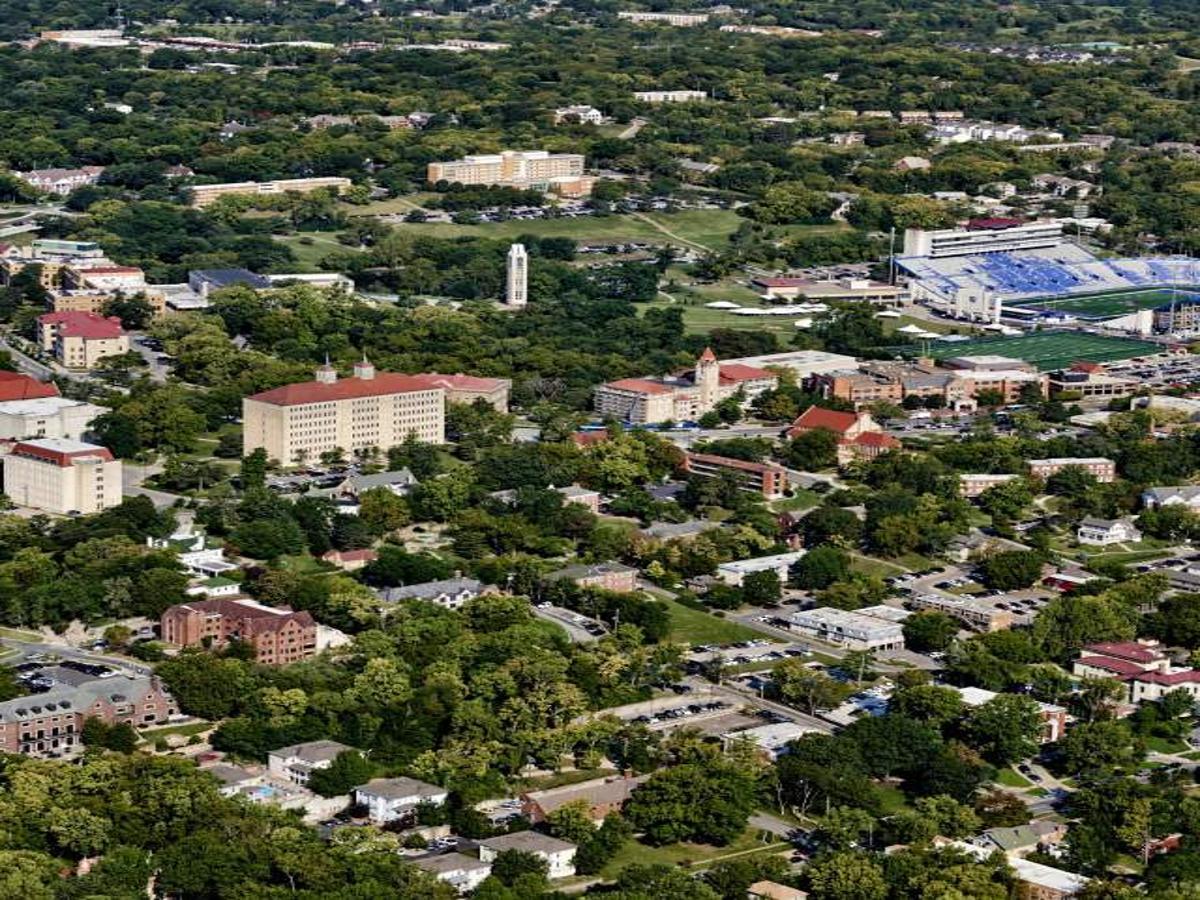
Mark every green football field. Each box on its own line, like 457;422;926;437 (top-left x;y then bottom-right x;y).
1011;288;1200;318
903;330;1163;371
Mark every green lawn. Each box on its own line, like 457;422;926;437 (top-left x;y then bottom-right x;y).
276;231;355;271
1143;735;1190;755
995;768;1033;789
139;721;212;741
899;330;1162;372
848;553;907;578
875;784;914;816
0;626;43;641
658;597;772;646
599;827;788;879
772;490;821;513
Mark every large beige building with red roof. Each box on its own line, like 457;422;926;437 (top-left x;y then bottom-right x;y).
593;349;777;424
37;310;129;369
243;359;446;464
1;438;122;514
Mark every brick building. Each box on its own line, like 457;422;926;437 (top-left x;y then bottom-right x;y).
683;452;789;499
161;597;318;665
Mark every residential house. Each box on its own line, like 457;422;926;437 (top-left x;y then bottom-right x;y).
354;776;449;825
322;548;378;571
477;832;577;879
971;821;1067;857
414;853;493;895
267;739;353;785
554;105;604;125
748;883;809;900
544;562;638;593
14;166;105;195
521;773;649;824
378;577;488;610
1077;517;1141;546
1142;486;1200;510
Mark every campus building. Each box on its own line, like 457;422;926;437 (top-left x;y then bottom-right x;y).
189;176;352;209
160;597;318;665
506;242;528;308
1027;457;1116;482
37;311;129;369
750;276;908;307
788;606;905;651
1;438;121;514
633;90;709;103
593;348;776;424
786;406;900;465
242;359;445;465
0;396;105;442
13;166;106;195
682;452;790;499
617;10;709;25
426;150;590;196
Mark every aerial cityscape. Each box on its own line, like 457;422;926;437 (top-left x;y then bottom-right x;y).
5;0;1200;897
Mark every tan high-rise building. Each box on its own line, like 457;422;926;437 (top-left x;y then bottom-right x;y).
427;150;585;189
242;359;445;465
2;438;122;514
189;176;352;209
506;243;528;308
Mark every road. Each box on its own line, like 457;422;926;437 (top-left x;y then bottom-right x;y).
617;117;646;140
750;811;804;839
704;677;834;734
0;337;57;380
122;462;183;510
0;635;152;677
129;334;171;383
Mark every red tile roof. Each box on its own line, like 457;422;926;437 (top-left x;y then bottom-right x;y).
1076;656;1148;678
966;217;1025;231
602;378;674;396
698;347;717;363
790;406;860;435
247;372;443;406
571;431;610;447
77;266;143;275
10;440;113;467
1131;669;1200;686
1083;641;1163;664
718;363;774;383
38;311;124;339
0;371;59;402
849;431;901;448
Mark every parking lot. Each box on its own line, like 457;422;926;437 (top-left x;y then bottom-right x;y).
688;639;813;668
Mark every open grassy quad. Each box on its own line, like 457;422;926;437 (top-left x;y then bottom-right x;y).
657;596;773;646
597;826;790;880
1011;288;1200;319
907;330;1162;371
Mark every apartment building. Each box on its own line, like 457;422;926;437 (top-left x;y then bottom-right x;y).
354;777;449;825
544;561;638;593
0;371;59;402
683;452;789;499
478;833;577;880
593;348;776;424
959;473;1019;498
0;674;176;758
909;593;1015;632
189;176;352;209
426;150;587;194
2;438;121;514
788;606;905;651
37;311;129;369
268;739;353;785
1027;457;1115;482
633;90;709;103
1048;368;1139;399
160;597;318;665
242;359;445;465
717;551;806;587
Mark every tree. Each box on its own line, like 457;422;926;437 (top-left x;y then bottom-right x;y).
624;758;756;845
902;611;959;653
841;714;941;779
806;851;887;900
742;569;782;606
791;545;851;590
785;427;841;471
802;506;863;547
230;517;305;559
814;805;876;850
102;294;156;329
976;550;1044;591
489;849;548;887
775;659;853;713
962;694;1043;764
307;750;376;797
975;789;1034;828
889;685;965;730
1148;593;1200;648
840;649;877;684
1057;720;1143;775
241;448;268;490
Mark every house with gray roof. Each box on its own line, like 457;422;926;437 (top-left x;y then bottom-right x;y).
377;577;488;610
1143;485;1200;510
477;832;577;879
335;468;418;500
355;776;449;824
414;853;492;894
267;739;353;785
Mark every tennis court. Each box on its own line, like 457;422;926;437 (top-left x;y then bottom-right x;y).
1011;288;1200;319
900;331;1163;371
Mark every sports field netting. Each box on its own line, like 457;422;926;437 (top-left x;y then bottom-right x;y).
896;330;1163;371
1009;288;1200;319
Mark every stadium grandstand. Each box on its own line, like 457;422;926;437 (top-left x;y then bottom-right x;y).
896;221;1200;333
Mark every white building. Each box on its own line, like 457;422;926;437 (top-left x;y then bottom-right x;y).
0;397;104;442
716;551;806;587
1077;517;1142;546
267;739;353;786
1142;486;1200;510
1;438;121;514
633;90;709;104
414;853;493;895
721;722;821;760
478;832;577;879
949;285;1001;324
554;105;604;125
618;10;709;25
902;222;1065;258
506;243;528;308
788;607;905;651
353;776;449;825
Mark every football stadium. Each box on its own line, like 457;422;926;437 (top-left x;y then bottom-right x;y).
896;221;1200;334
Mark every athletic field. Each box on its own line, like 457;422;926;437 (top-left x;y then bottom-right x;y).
1010;288;1200;319
900;330;1163;371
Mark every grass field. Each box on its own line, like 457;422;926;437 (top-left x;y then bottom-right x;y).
599;827;788;879
1012;288;1200;319
904;330;1162;371
995;768;1033;789
658;597;771;646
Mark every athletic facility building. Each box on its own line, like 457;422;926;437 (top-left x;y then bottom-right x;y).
897;221;1200;335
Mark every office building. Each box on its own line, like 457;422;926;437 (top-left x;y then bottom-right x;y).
2;438;121;514
0;396;105;442
506;243;528;308
189;176;352;209
407;373;511;411
909;593;1015;632
160;597;318;665
788;607;906;650
242;358;445;465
